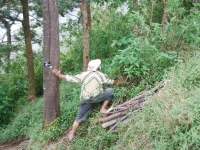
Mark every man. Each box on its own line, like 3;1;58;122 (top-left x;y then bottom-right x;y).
52;59;118;140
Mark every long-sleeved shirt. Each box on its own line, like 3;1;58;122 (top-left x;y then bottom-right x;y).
65;71;114;104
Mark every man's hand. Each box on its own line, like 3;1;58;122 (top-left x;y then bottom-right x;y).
52;69;66;80
52;69;61;78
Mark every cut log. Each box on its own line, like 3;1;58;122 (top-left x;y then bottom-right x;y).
99;110;128;123
99;82;166;130
102;116;125;128
108;114;129;132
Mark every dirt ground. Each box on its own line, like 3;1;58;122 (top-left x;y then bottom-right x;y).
0;140;29;150
0;131;70;150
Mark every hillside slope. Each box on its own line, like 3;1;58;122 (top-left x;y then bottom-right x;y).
0;51;200;150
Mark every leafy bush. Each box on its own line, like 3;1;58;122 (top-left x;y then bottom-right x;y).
0;76;14;126
0;51;43;126
34;51;44;96
35;82;80;144
177;52;200;88
90;9;130;59
111;37;177;86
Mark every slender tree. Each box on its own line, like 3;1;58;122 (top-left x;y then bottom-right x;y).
40;0;60;127
80;0;91;71
20;0;36;102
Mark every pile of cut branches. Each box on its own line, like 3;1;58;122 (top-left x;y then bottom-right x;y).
99;82;166;132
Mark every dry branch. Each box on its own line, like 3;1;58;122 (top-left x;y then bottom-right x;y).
99;110;128;123
102;116;125;128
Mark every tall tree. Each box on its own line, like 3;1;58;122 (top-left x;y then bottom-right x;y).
40;0;60;127
80;0;91;71
20;0;36;102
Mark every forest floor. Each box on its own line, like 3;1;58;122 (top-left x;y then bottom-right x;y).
0;139;65;150
0;130;70;150
0;139;29;150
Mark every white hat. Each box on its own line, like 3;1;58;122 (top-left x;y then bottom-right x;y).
87;59;101;71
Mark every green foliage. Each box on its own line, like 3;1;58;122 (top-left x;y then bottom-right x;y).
112;51;200;150
33;51;43;96
38;83;80;143
0;76;14;126
0;51;43;126
2;51;44;99
67;125;117;150
178;52;200;88
60;49;83;73
153;1;164;23
1;0;200;149
60;20;83;72
111;37;177;85
0;83;79;145
0;98;43;143
3;53;28;100
90;8;130;59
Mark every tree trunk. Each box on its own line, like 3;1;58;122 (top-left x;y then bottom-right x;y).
20;0;36;102
161;0;169;30
6;4;11;65
7;25;11;62
87;2;92;28
5;24;11;73
80;0;91;71
1;18;12;73
40;0;60;128
133;0;138;11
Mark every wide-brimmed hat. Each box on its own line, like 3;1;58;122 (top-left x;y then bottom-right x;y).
87;59;101;71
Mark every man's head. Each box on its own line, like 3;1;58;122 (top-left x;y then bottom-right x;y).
87;59;101;71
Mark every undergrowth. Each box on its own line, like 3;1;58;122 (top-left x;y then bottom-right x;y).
0;52;200;150
112;51;200;150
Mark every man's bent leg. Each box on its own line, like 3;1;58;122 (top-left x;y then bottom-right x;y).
89;88;114;114
68;120;80;140
68;103;93;140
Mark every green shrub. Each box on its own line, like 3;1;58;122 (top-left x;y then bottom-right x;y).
0;51;44;126
111;37;177;86
0;76;14;126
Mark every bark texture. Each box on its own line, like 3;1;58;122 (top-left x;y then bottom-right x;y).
80;0;91;71
40;0;60;128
